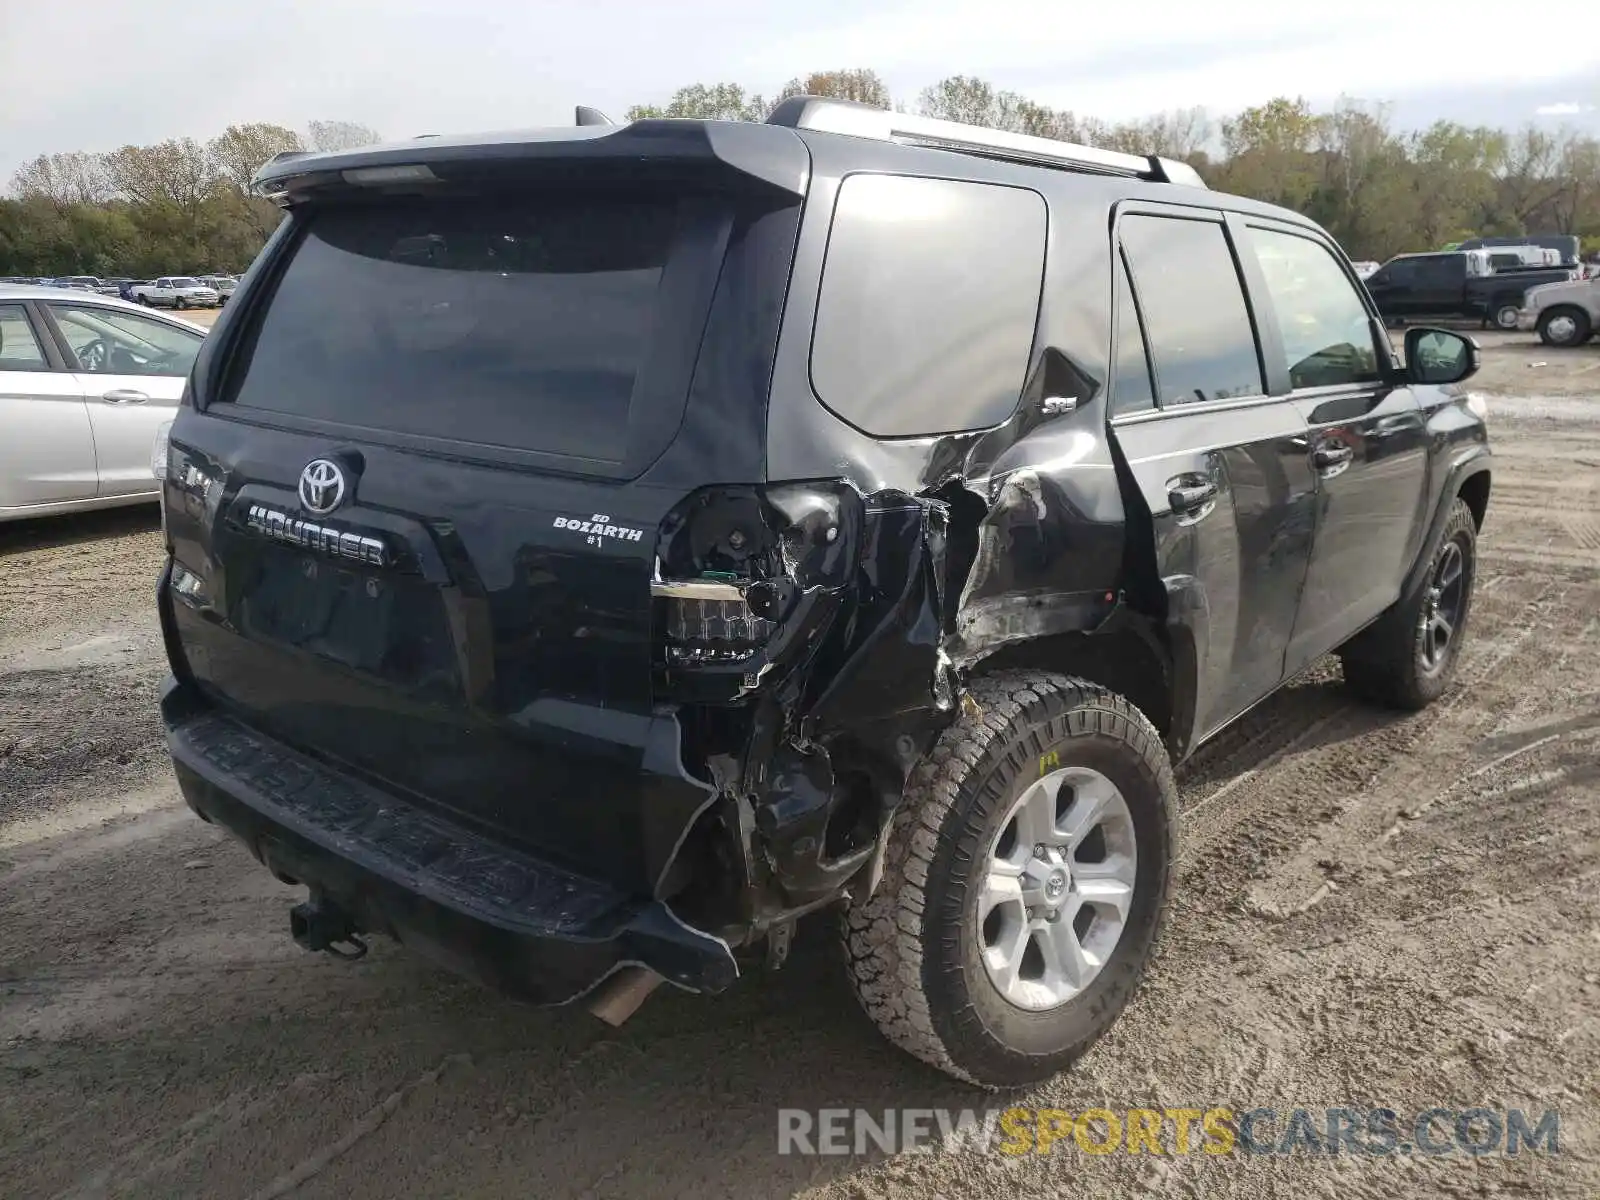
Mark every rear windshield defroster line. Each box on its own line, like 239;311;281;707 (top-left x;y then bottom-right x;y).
216;192;729;471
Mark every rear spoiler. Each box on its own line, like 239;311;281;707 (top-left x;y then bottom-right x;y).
250;120;809;206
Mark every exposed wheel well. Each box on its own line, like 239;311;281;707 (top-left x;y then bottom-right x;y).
970;626;1172;741
1458;470;1490;532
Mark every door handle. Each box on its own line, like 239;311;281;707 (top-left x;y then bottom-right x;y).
1312;443;1354;470
1167;478;1218;514
102;389;150;405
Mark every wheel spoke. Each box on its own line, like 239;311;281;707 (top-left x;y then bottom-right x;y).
1057;779;1113;850
1012;778;1062;850
985;921;1032;995
980;867;1024;919
1434;612;1454;643
1074;867;1135;921
1439;549;1463;589
1037;915;1094;991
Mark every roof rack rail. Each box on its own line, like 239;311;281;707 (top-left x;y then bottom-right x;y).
765;96;1205;188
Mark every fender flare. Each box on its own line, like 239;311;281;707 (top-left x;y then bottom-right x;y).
1401;451;1490;602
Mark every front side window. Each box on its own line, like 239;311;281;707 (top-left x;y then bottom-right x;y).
0;304;49;371
52;305;204;376
1245;227;1381;390
1119;214;1264;406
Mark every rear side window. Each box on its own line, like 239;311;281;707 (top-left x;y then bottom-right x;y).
1110;252;1155;416
810;175;1046;437
1120;214;1263;406
222;194;679;462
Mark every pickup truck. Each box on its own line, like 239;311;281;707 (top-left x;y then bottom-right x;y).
1363;251;1578;330
131;277;220;310
1516;276;1600;346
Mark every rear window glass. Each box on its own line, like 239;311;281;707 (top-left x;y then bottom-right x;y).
810;175;1045;437
223;195;677;460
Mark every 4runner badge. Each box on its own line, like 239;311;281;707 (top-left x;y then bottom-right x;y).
553;513;646;547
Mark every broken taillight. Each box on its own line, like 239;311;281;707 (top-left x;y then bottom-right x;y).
651;482;862;697
652;578;776;665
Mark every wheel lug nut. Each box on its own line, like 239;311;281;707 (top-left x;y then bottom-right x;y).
1046;910;1060;923
1033;843;1047;857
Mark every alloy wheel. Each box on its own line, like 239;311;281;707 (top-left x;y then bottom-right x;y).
978;766;1137;1010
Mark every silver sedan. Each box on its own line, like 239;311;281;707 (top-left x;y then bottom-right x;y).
0;285;206;521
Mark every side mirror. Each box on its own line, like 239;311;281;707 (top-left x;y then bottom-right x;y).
1404;328;1479;386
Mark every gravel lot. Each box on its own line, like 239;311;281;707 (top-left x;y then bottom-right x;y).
2;331;1597;1199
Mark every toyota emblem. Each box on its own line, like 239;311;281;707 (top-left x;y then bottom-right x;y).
298;459;346;515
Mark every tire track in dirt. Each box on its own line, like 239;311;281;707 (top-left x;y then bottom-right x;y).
1175;579;1563;874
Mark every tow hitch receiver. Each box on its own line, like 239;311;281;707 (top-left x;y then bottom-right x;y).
289;896;368;961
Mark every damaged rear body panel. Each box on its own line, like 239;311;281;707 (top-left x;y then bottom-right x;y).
156;114;1184;1003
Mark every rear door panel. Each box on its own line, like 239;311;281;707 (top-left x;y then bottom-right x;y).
1114;404;1316;740
1109;205;1317;750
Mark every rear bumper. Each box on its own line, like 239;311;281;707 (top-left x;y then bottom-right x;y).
161;679;737;1004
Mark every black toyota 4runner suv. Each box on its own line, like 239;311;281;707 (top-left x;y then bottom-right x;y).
156;98;1491;1087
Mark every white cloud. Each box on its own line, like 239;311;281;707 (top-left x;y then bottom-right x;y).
1535;102;1594;116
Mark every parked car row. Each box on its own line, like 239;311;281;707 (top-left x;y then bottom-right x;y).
0;274;240;307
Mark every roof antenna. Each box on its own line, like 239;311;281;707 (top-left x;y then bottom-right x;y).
575;106;615;127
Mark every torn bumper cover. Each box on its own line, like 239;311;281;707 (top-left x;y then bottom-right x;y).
160;680;737;1004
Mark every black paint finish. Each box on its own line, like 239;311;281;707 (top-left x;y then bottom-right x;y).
158;117;1491;1001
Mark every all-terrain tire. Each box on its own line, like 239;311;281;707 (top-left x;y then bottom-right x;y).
1340;498;1477;710
841;671;1177;1088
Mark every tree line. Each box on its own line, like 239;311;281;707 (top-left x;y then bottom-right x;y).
1;121;381;278
6;69;1599;277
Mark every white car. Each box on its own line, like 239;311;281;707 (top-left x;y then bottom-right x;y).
0;285;205;521
130;276;220;310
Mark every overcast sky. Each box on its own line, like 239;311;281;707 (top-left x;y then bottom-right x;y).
4;0;1599;183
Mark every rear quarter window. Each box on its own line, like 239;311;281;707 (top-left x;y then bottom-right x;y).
809;174;1046;438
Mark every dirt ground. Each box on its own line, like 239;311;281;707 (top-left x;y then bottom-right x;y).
2;330;1597;1199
